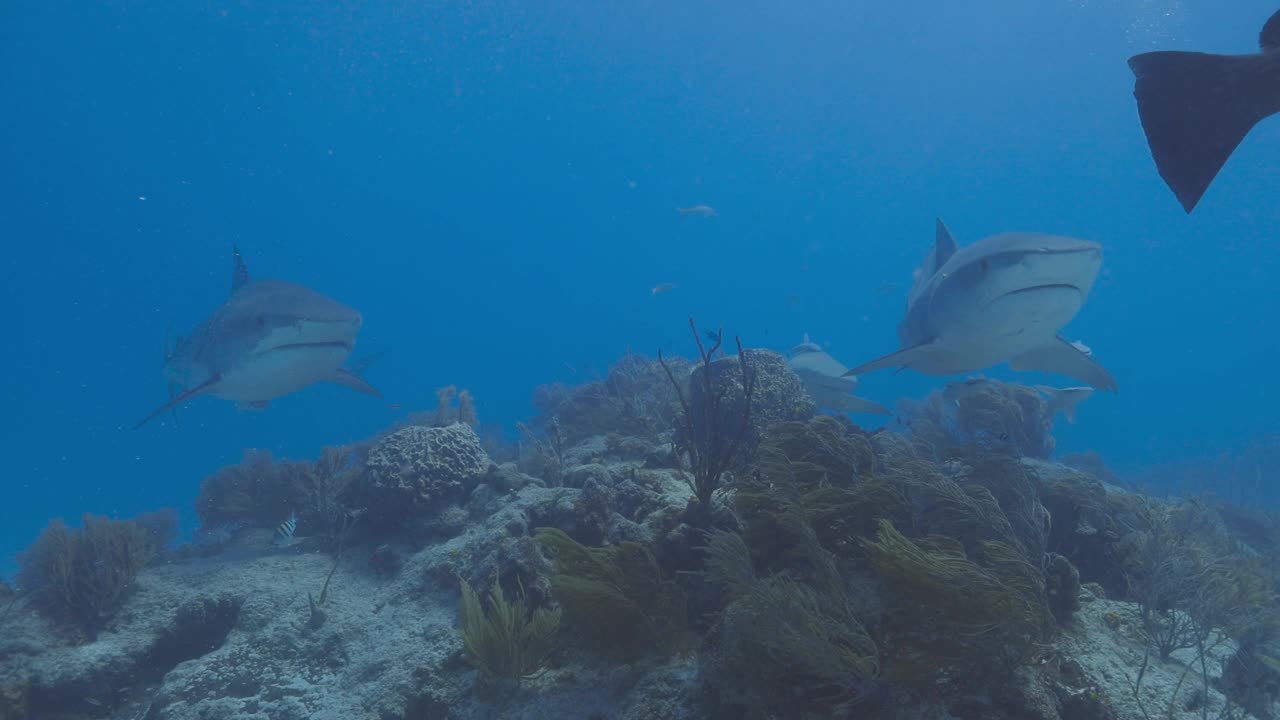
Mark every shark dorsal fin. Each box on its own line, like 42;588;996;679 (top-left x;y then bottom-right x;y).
908;218;959;305
933;218;957;268
231;245;250;294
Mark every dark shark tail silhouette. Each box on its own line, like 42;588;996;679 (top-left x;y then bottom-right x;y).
1128;9;1280;213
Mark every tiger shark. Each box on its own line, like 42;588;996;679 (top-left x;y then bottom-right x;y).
134;246;380;428
788;335;890;415
845;219;1117;391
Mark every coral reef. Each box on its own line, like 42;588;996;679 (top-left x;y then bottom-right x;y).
899;377;1057;459
359;423;492;526
532;352;689;447
194;449;302;530
457;575;560;680
702;528;881;717
534;527;687;661
16;514;154;639
6;349;1280;720
660;320;759;520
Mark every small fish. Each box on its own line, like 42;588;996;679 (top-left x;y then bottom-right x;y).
273;510;298;546
676;205;717;218
651;282;677;296
704;329;723;344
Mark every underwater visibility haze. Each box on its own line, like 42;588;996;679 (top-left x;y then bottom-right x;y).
2;1;1280;719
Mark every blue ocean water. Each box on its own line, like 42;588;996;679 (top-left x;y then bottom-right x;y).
1;0;1276;576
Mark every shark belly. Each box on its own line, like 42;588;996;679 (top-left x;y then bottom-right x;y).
213;345;352;403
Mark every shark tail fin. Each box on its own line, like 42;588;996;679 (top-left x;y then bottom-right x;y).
1128;48;1280;212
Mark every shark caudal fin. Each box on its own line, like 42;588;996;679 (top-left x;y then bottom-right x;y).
1129;22;1280;213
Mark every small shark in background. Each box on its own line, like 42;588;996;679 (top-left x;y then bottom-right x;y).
1128;9;1280;213
1033;385;1094;424
788;334;890;416
846;219;1117;391
135;246;381;429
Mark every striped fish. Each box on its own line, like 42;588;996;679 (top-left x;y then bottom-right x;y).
273;511;298;546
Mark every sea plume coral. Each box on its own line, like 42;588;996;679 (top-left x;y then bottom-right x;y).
861;519;1054;684
703;528;880;717
17;515;154;639
457;575;560;680
534;527;687;661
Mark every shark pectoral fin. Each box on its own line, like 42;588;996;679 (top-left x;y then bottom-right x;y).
165;382;185;428
843;342;932;377
1010;337;1118;392
134;376;220;430
329;368;382;398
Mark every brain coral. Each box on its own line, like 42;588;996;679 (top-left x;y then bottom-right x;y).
363;423;492;519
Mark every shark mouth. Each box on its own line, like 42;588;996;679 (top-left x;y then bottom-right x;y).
259;340;354;355
997;282;1083;299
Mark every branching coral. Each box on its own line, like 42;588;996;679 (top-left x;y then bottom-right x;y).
534;528;687;661
17;515;154;638
658;317;756;521
458;575;560;680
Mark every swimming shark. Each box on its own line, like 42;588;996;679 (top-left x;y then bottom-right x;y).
845;219;1117;391
1033;385;1094;424
134;246;380;428
788;334;890;416
1128;9;1280;213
